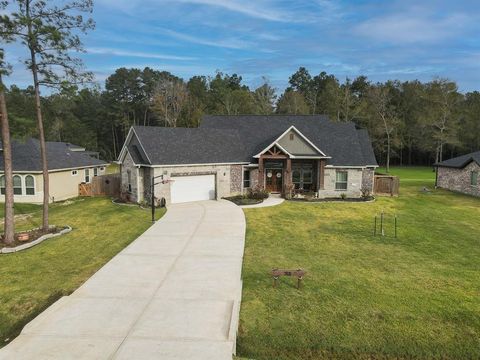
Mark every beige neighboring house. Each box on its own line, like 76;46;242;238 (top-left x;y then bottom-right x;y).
435;151;480;197
0;139;108;203
118;115;378;205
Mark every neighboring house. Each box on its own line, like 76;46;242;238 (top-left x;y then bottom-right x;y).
118;115;378;205
0;138;109;203
435;151;480;197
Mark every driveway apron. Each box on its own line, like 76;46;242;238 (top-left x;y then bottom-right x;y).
0;200;246;360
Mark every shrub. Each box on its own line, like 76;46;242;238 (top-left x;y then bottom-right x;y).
340;193;347;200
248;186;269;200
360;185;371;199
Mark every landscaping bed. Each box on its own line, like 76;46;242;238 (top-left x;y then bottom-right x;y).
1;226;70;250
223;195;264;206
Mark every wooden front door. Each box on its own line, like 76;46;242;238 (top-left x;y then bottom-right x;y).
265;169;283;193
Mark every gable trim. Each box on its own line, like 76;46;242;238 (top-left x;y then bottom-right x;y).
118;127;152;165
253;125;330;159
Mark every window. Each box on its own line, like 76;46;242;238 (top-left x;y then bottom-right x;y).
127;170;132;193
292;163;314;190
71;170;78;176
471;171;478;186
13;175;22;195
0;175;4;195
335;171;348;190
25;175;35;195
85;169;90;183
289;133;294;140
94;167;98;177
100;167;105;171
243;170;250;188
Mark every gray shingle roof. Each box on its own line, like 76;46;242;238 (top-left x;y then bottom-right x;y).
0;138;108;172
128;116;378;167
201;115;378;166
435;151;480;168
132;126;248;165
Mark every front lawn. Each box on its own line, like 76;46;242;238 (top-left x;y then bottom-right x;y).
238;168;480;359
0;197;165;346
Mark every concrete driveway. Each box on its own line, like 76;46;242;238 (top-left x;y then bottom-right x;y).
0;200;246;360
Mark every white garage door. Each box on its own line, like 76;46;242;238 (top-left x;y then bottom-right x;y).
170;174;216;204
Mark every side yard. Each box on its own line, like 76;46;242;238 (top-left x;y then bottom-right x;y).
0;197;165;346
238;167;480;359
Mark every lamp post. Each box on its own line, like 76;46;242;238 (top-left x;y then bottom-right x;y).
151;175;164;222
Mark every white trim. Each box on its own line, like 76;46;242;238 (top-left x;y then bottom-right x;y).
117;127;152;165
293;156;332;159
253;125;329;158
117;127;134;164
84;168;91;183
135;162;250;168
326;165;379;169
24;174;36;195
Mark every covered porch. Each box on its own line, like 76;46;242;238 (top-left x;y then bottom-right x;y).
257;148;327;196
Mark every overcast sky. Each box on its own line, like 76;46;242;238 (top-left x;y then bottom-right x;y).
4;0;480;92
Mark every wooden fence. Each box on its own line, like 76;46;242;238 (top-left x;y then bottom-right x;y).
79;173;121;197
374;175;400;196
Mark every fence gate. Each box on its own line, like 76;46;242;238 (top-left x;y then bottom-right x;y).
79;174;121;197
374;175;399;196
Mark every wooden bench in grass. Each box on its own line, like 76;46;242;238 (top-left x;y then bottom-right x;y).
271;268;306;289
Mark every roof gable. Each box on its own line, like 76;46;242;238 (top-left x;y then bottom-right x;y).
254;126;328;158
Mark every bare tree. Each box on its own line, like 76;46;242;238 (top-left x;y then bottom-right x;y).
152;79;188;127
6;0;94;230
424;79;460;163
368;84;399;173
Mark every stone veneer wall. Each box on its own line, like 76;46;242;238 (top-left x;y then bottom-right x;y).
230;165;243;195
249;169;259;189
120;151;139;202
437;162;480;197
361;168;375;194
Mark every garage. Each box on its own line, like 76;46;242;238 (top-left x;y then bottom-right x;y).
170;174;216;204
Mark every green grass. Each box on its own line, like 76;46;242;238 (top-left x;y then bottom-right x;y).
238;167;480;359
106;162;119;174
0;197;165;346
0;203;42;220
376;166;437;182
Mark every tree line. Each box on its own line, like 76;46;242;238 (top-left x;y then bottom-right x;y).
4;67;480;169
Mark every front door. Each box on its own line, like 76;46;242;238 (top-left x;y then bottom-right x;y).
265;169;283;193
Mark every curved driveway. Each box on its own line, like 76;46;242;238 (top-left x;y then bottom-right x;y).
0;200;246;360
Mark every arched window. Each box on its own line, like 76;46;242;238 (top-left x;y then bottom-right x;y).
13;175;22;195
25;175;35;195
0;175;5;195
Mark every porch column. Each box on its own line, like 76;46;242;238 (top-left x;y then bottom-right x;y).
285;157;292;193
318;159;325;190
258;155;264;189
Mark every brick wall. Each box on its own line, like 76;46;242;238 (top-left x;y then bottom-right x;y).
437;162;480;197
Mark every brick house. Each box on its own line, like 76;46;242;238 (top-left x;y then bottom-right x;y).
117;115;378;204
435;151;480;197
